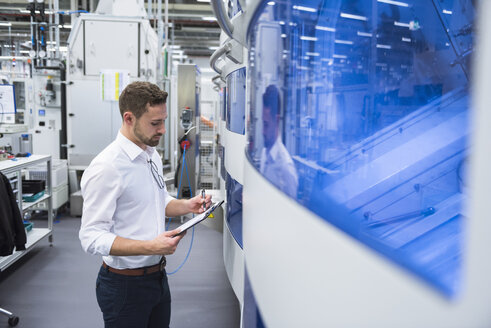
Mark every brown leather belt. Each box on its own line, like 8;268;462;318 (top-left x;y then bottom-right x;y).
103;257;166;276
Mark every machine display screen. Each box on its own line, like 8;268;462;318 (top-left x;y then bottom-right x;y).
246;0;474;297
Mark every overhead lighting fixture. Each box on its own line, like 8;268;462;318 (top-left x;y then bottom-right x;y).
197;0;211;2
377;0;409;7
0;22;12;27
58;25;72;29
306;52;320;57
442;9;453;14
279;21;285;25
281;34;287;38
376;44;391;49
293;5;317;13
335;39;354;45
315;25;335;32
300;36;318;41
169;45;181;49
402;37;411;42
357;31;373;37
394;21;410;28
268;1;275;5
208;46;219;50
340;12;367;21
333;54;347;59
202;16;217;21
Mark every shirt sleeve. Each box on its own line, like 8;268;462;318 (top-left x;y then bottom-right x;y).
79;161;122;256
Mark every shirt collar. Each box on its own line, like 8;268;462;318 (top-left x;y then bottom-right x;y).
116;131;155;161
268;136;283;161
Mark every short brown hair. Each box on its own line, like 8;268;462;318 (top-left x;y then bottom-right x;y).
119;81;168;118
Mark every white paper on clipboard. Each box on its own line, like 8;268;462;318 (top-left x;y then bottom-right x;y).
173;200;224;236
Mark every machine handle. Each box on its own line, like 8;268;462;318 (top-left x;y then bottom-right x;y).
210;0;234;40
209;43;231;75
211;74;224;87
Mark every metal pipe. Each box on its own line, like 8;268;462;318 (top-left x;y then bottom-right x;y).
54;0;60;59
0;56;30;61
210;0;234;40
209;42;230;75
59;61;67;159
157;0;163;80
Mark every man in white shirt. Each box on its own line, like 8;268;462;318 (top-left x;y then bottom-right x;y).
259;84;298;198
79;81;211;328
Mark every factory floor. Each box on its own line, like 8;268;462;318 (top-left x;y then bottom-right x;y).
0;213;240;328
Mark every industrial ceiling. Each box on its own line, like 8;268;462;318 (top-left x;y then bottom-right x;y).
0;0;221;58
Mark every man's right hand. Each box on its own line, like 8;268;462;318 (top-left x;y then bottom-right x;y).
149;229;186;255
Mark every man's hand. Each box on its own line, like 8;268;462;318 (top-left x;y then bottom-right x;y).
149;229;186;255
188;193;212;214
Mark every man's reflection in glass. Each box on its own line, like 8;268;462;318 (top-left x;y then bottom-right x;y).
260;85;298;198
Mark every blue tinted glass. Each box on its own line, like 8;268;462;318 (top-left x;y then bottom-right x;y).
220;145;226;181
226;173;243;248
221;87;227;121
228;0;242;18
226;68;246;135
247;0;474;296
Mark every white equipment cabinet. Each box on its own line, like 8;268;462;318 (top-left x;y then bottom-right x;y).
66;13;158;168
0;155;53;272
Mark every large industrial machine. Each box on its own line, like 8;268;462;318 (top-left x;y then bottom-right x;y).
210;0;248;319
211;0;491;327
65;0;159;169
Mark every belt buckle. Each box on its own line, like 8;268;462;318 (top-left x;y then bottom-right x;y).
159;256;166;271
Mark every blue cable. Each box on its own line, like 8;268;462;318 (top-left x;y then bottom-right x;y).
167;146;186;230
167;144;197;276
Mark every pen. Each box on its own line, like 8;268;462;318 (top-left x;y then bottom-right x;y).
201;189;206;210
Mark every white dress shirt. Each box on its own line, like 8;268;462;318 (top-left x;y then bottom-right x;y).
260;136;299;198
79;132;174;269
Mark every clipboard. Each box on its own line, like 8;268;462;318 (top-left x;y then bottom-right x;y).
173;200;224;236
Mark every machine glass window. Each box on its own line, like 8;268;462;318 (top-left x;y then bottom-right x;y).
246;0;474;297
226;68;246;135
226;172;243;248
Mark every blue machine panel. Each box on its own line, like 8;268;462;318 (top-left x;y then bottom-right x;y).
226;68;247;135
226;172;243;248
246;0;474;296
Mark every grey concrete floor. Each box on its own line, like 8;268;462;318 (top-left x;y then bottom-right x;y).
0;214;240;328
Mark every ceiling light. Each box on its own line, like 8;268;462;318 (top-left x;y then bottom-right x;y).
335;39;353;45
0;22;12;27
202;16;217;21
394;21;410;28
377;0;409;7
293;5;317;13
442;9;452;14
300;36;318;41
316;26;335;32
340;12;367;21
197;0;211;2
268;1;275;5
357;31;373;37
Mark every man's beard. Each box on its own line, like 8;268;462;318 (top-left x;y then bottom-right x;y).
134;122;161;147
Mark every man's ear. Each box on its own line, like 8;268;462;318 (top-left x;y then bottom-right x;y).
123;112;134;126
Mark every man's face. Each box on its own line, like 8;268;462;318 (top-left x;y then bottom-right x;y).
262;106;277;150
133;103;167;147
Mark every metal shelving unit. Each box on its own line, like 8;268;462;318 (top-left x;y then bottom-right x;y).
0;155;53;272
